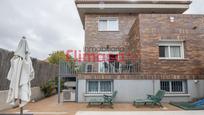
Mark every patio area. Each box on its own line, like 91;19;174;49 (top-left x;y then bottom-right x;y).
1;95;183;115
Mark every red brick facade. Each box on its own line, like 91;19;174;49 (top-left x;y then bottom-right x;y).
134;14;204;76
84;14;138;72
85;14;137;48
80;13;204;80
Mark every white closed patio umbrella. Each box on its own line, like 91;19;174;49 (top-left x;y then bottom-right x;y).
7;36;34;115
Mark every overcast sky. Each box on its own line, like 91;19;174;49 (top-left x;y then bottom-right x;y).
0;0;203;60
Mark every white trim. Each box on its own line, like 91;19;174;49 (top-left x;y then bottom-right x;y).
159;39;185;42
86;80;113;94
85;64;93;72
159;41;184;59
77;4;189;9
181;41;185;59
84;93;112;97
98;17;119;31
98;51;121;73
165;93;190;97
160;80;187;94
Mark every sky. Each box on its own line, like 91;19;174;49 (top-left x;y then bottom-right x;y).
0;0;203;60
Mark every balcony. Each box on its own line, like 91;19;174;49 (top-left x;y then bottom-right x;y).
76;61;141;79
78;60;140;74
59;58;141;80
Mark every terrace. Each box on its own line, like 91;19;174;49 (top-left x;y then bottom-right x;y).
3;95;182;115
74;60;141;82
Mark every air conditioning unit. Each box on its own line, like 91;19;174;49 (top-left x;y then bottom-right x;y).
63;89;75;102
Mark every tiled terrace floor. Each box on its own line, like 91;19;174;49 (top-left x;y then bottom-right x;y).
2;95;182;115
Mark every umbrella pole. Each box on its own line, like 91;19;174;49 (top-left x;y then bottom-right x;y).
58;75;61;103
19;99;23;115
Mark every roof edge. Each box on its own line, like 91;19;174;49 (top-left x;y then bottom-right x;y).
75;0;192;4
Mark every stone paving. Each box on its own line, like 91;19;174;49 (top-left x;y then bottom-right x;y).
76;111;204;115
1;95;182;115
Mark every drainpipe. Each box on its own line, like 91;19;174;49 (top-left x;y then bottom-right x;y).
194;80;200;98
153;79;155;95
76;78;78;102
58;60;61;104
58;75;61;103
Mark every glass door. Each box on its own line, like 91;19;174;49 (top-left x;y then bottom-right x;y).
98;52;120;73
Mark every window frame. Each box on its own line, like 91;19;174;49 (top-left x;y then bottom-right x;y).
86;80;113;94
85;64;93;73
98;51;121;73
98;17;119;31
160;80;187;94
159;41;184;59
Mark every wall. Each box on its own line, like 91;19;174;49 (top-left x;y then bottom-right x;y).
77;79;204;103
0;87;44;111
84;13;138;72
0;48;58;90
0;48;58;111
188;80;204;99
138;14;204;76
85;13;137;48
114;80;155;102
79;13;204;102
127;15;141;69
77;80;86;102
81;13;204;80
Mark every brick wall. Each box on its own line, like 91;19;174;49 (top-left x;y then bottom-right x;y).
127;15;141;67
85;13;137;48
84;13;138;71
137;14;204;76
81;13;204;80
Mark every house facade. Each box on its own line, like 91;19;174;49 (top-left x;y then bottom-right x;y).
75;0;204;102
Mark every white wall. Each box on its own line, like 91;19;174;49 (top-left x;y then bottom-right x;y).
163;94;191;102
77;80;86;102
114;80;156;102
77;79;160;102
0;87;44;111
77;79;204;103
188;80;204;99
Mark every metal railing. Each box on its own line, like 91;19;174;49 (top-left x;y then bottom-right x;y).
59;60;77;77
78;60;141;74
59;60;141;75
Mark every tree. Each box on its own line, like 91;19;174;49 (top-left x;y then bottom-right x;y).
48;51;66;64
48;51;77;72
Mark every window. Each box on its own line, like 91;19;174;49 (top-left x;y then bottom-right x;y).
86;64;93;72
98;18;119;31
100;81;112;92
87;81;98;92
87;80;113;93
159;41;184;59
160;80;187;93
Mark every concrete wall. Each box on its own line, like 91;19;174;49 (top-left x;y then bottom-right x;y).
0;87;44;111
77;79;204;103
188;80;204;99
114;80;158;102
77;80;86;102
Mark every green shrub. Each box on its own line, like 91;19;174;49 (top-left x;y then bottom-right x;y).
54;77;64;92
40;79;56;97
40;77;64;97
